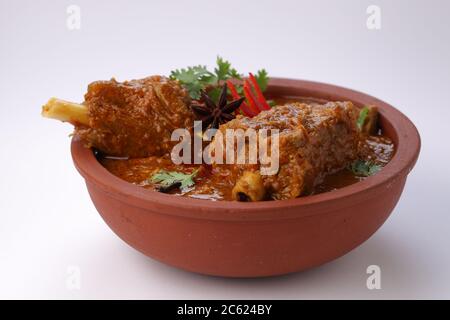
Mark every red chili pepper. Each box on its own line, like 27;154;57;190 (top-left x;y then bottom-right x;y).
243;80;264;112
226;79;241;100
248;73;271;110
226;80;258;117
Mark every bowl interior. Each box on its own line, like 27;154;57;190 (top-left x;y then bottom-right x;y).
71;78;420;221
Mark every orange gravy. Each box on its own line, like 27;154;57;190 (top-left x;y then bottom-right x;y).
99;98;395;201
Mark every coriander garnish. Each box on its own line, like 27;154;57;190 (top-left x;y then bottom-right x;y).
349;160;381;177
357;106;369;131
170;56;268;102
150;169;199;193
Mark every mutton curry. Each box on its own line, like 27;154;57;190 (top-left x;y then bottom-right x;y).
42;58;394;202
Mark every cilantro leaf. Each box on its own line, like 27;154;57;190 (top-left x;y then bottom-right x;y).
229;68;242;80
349;160;381;177
150;169;199;191
213;56;243;83
170;66;214;99
207;87;223;104
254;69;269;92
214;56;231;82
357;106;369;130
169;57;268;102
266;99;277;107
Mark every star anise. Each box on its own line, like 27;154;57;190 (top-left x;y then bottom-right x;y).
191;84;245;130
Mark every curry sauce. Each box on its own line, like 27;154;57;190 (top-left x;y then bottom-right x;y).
99;98;395;201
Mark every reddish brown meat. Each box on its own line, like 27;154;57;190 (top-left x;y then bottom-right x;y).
213;102;360;200
98;101;394;202
75;76;194;158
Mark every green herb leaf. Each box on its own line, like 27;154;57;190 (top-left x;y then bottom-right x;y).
214;56;243;83
357;106;369;130
214;56;231;82
254;69;269;92
267;99;277;107
150;169;199;191
229;68;242;80
349;160;381;177
170;66;214;99
235;84;244;96
169;57;268;101
207;87;222;104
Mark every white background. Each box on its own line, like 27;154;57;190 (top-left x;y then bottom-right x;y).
1;0;449;299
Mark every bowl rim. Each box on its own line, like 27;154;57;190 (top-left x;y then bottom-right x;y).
71;78;421;221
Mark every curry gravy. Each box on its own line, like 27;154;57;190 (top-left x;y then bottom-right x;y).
99;98;395;201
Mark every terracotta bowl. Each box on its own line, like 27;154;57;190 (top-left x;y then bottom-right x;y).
71;78;420;277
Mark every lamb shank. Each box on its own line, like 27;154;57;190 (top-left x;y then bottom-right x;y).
212;102;360;200
42;76;194;158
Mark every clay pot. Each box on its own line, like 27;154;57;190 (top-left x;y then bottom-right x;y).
71;78;420;277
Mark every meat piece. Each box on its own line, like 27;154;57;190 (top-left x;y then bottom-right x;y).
212;102;360;200
75;76;194;158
